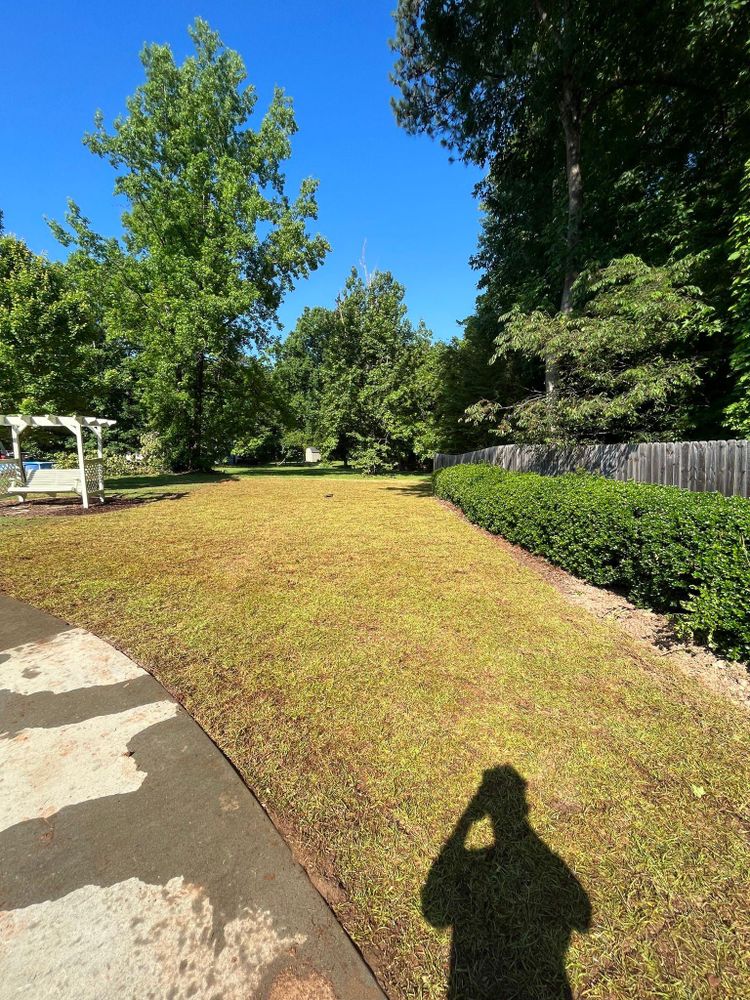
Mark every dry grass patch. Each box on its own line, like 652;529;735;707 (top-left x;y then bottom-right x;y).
1;469;748;999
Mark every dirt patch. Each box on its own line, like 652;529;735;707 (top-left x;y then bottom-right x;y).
266;968;338;1000
438;498;750;712
0;494;188;517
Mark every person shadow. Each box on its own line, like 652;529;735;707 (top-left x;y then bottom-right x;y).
422;766;591;1000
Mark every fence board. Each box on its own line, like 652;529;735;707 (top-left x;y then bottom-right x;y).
433;439;750;498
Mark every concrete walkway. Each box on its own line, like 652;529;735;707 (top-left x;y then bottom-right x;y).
0;594;385;1000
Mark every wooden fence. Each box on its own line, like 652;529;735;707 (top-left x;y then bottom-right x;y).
433;439;750;498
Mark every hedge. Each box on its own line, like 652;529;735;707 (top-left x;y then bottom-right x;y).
433;463;750;662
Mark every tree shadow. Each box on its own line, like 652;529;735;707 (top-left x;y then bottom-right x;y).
0;707;292;955
228;464;431;481
0;491;194;517
0;594;69;650
423;766;591;999
108;470;234;491
382;479;433;497
228;464;361;478
0;674;166;738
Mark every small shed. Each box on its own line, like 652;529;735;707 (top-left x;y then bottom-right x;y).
305;447;322;464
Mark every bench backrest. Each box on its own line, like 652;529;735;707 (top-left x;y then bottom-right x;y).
23;468;81;490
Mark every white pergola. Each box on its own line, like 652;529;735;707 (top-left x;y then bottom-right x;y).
0;414;116;508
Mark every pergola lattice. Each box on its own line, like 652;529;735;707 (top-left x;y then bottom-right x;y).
0;414;116;508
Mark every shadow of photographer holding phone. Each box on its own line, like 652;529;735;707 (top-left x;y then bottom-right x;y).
422;766;591;999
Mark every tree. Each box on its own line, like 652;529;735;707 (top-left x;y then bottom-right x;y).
278;270;439;472
466;256;720;443
227;352;290;464
274;305;331;459
392;0;750;406
0;235;102;414
391;0;599;389
432;310;534;453
54;19;328;470
727;157;750;435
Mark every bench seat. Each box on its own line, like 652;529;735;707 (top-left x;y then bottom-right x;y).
8;468;87;497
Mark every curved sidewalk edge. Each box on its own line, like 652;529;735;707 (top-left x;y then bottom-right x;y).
0;593;386;1000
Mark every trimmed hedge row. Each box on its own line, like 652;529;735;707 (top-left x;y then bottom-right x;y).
433;463;750;662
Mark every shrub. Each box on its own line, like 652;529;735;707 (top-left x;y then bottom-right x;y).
433;464;750;662
46;432;169;477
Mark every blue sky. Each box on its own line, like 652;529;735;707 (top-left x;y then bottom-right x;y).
1;1;484;342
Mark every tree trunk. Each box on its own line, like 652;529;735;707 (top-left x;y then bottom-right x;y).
550;74;583;395
190;350;205;470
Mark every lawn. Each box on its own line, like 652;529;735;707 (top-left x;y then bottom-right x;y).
1;469;749;999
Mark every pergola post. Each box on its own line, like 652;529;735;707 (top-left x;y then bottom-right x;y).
10;423;26;501
93;425;105;501
73;421;90;509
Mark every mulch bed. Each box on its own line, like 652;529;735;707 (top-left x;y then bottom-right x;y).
0;495;183;518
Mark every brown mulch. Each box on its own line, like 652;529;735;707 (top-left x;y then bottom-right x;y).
0;494;187;518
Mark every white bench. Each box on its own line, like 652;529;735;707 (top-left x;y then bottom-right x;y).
8;468;92;502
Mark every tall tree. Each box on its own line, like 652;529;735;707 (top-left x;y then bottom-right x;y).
0;235;101;415
392;0;750;408
727;157;750;435
433;312;534;453
274;305;332;459
222;351;290;464
278;270;439;472
54;19;328;470
466;255;720;443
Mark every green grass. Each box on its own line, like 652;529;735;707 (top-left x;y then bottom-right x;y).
1;471;748;998
226;460;366;478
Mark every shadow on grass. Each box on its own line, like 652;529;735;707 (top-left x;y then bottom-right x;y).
108;471;234;491
227;464;432;481
423;766;591;1000
383;480;433;498
227;464;361;478
0;491;195;518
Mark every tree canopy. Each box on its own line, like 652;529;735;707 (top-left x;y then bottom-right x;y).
466;256;720;443
727;157;750;436
0;235;101;415
278;269;438;472
53;18;328;470
392;0;750;441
